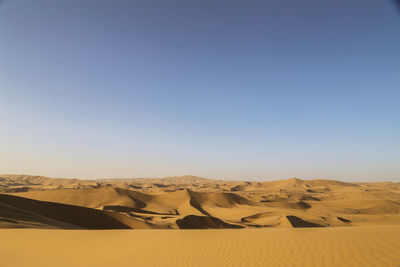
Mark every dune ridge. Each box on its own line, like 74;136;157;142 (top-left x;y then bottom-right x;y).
0;174;399;229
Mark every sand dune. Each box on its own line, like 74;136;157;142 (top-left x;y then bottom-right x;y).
0;194;158;229
0;200;77;229
1;174;399;229
1;226;399;266
8;187;145;209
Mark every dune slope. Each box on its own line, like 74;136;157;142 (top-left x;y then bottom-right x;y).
1;175;400;229
0;194;155;229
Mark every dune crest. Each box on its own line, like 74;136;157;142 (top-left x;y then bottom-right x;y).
1;175;399;229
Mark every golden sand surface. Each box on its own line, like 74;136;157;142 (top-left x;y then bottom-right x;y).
1;226;399;267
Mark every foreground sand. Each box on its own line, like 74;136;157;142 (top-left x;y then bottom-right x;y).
1;226;399;267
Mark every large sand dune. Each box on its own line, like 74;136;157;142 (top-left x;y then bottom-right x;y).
0;194;154;229
1;175;399;229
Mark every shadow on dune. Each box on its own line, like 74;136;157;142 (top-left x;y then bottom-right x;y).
103;205;176;215
337;217;351;224
286;215;324;228
176;215;244;229
0;194;132;229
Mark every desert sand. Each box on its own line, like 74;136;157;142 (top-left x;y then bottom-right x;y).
1;226;399;267
1;174;399;266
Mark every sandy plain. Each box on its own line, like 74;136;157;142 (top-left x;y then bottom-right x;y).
1;226;400;267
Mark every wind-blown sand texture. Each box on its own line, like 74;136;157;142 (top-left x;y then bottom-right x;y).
1;226;399;267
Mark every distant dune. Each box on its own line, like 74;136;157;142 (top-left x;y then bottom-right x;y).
1;174;399;229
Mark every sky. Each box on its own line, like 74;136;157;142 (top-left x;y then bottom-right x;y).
0;0;399;181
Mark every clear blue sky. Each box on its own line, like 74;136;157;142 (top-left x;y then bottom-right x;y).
1;0;399;181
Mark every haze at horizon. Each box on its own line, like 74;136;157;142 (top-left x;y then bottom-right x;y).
1;0;399;181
